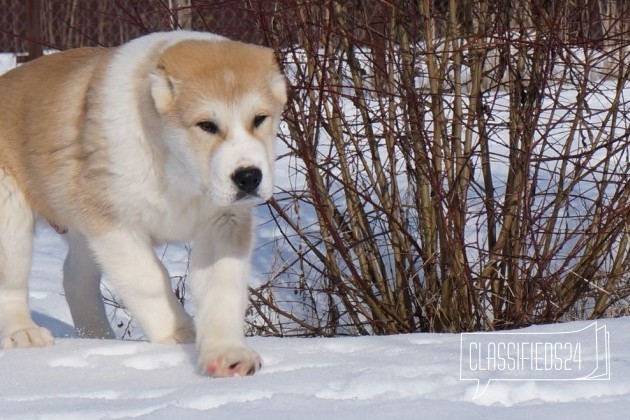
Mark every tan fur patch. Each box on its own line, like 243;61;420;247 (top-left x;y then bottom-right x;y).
0;47;115;234
157;40;286;120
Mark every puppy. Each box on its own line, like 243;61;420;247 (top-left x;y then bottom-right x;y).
0;31;287;377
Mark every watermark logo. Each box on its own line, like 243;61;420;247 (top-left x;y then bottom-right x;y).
460;322;610;399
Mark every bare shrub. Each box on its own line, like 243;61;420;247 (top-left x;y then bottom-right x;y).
248;0;630;335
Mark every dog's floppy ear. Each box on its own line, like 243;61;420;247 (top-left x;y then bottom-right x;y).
149;65;175;114
267;55;287;105
270;72;287;106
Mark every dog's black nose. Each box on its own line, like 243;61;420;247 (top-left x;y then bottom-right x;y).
232;167;262;195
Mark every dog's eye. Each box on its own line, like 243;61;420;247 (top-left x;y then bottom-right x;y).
197;121;219;134
253;115;267;129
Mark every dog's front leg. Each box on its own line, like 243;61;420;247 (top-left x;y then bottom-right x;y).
190;210;261;377
87;228;195;344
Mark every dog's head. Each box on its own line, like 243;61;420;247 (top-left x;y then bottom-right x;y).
149;39;287;207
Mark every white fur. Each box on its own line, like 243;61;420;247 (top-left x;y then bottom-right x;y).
0;168;54;348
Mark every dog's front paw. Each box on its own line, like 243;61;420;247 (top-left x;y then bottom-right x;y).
1;326;55;349
199;345;262;377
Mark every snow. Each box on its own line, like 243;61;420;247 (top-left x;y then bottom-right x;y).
0;226;628;418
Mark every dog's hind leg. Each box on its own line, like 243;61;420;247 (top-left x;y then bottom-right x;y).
63;230;115;339
0;168;54;348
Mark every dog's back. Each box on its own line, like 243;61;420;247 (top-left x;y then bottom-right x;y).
0;47;111;228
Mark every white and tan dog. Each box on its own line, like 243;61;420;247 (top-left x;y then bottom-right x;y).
0;31;286;377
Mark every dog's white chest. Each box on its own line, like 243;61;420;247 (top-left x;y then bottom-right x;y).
144;196;208;243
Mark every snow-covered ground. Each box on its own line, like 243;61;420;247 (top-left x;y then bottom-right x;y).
0;227;627;418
